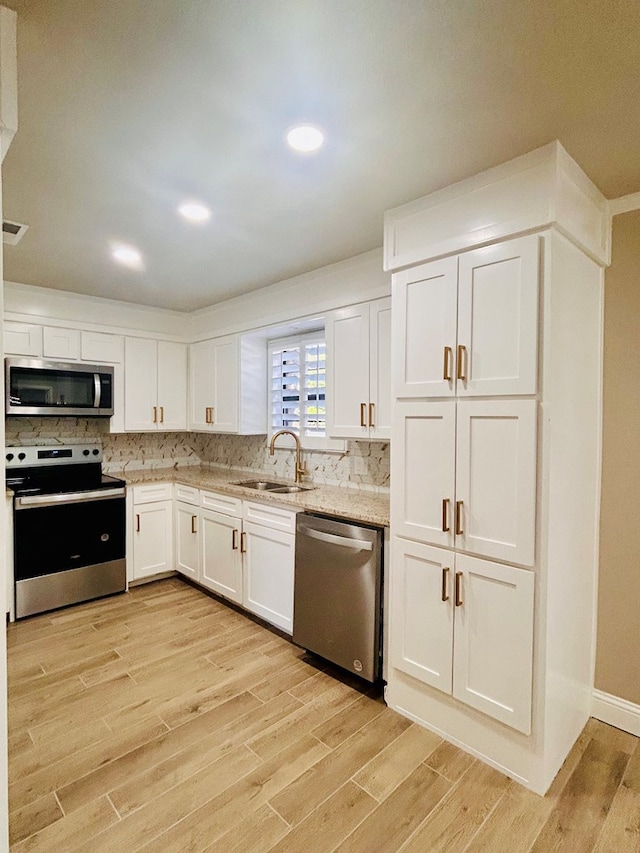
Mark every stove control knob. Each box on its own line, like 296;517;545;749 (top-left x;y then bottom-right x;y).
18;452;26;461
6;453;13;462
92;449;100;456
83;449;90;456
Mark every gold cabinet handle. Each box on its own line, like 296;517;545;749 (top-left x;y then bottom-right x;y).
455;572;463;607
442;498;450;533
210;407;214;424
442;567;450;602
240;531;247;553
191;515;197;534
368;403;375;428
205;407;210;424
135;513;140;533
232;528;239;550
360;403;367;428
160;406;164;424
456;345;467;381
152;406;157;423
443;346;453;381
455;500;464;536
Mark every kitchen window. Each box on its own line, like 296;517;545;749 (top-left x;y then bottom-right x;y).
269;331;340;450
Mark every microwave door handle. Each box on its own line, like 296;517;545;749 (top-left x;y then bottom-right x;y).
94;373;101;408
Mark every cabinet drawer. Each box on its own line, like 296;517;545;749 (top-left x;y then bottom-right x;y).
243;500;298;533
200;490;242;516
132;482;173;504
175;484;199;505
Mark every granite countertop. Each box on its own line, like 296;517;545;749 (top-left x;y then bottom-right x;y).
111;465;390;527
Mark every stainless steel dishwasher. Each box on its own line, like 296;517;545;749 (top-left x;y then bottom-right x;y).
293;513;383;683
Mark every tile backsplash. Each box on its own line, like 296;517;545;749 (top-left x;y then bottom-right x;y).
5;419;390;491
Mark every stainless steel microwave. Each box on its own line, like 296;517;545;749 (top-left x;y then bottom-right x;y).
5;358;114;417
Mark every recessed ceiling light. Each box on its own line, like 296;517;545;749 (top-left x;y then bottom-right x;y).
111;243;143;270
286;124;324;153
178;201;211;222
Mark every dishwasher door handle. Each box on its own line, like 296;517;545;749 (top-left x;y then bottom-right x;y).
300;527;374;551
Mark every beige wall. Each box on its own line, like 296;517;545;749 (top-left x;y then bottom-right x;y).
595;209;640;703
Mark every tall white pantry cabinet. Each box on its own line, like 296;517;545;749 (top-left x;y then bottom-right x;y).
384;142;610;795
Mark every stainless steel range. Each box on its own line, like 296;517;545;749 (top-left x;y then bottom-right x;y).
6;444;126;618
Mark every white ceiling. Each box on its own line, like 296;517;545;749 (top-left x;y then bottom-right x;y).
2;0;640;312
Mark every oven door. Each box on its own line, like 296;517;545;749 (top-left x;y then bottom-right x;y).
14;490;126;618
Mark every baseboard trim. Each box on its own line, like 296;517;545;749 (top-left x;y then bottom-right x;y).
592;689;640;737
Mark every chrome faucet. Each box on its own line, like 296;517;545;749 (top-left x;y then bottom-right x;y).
269;430;307;484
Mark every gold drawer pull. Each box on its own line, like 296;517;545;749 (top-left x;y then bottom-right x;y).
455;572;463;607
135;513;140;533
455;500;463;536
442;567;450;602
232;528;239;550
457;345;467;381
191;515;197;534
160;406;164;424
442;498;450;533
240;531;247;553
360;403;367;427
369;403;375;428
152;406;157;423
443;346;453;381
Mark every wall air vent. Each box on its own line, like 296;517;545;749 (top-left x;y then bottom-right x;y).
2;219;29;245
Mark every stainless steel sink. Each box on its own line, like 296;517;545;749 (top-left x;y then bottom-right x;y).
233;480;313;493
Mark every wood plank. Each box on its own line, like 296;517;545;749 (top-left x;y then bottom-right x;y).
203;803;290;853
529;736;629;852
399;760;510;852
8;791;63;845
311;693;385;749
10;796;119;853
354;722;442;801
336;764;451;852
592;739;640;852
267;781;377;853
424;740;476;782
269;709;411;826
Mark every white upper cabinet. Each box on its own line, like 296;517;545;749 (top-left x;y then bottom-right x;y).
189;334;266;435
124;337;187;432
327;297;391;440
4;322;42;357
43;326;81;361
393;235;539;399
393;398;536;566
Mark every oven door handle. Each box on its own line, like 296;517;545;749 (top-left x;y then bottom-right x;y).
15;487;125;509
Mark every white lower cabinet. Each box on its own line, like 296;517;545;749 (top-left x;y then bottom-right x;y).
391;538;534;734
172;488;297;633
242;521;295;633
200;508;243;604
131;484;174;580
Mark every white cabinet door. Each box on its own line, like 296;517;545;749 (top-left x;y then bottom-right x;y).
124;337;158;431
452;553;534;735
4;321;42;356
81;331;124;364
132;501;173;578
175;502;199;580
242;521;295;633
369;298;392;440
455;399;537;566
327;303;371;439
189;339;215;431
457;236;539;397
393;257;458;398
157;341;187;431
200;508;242;603
391;538;454;694
392;401;456;548
211;336;239;433
43;326;81;360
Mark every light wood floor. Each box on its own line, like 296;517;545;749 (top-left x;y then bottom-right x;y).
6;578;640;852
